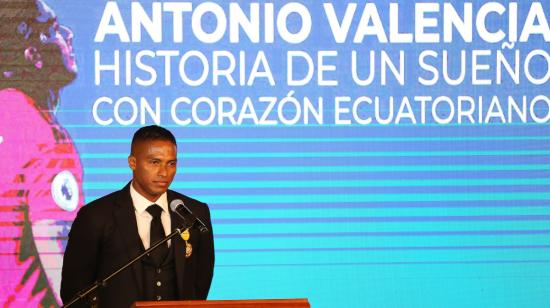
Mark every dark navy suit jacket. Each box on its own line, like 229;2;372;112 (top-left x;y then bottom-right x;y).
61;183;214;307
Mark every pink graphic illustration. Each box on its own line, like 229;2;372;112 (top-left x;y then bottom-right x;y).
0;0;82;307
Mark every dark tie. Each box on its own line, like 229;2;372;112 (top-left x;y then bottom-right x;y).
146;204;168;264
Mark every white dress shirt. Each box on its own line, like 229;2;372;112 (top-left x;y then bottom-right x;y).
130;182;171;249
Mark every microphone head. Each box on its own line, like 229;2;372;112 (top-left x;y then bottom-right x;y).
169;199;184;212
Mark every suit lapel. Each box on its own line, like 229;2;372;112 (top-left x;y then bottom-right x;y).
168;191;187;298
113;183;144;298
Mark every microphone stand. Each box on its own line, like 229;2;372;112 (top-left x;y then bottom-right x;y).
63;225;188;308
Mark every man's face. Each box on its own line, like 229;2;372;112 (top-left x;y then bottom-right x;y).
128;140;177;202
34;0;77;76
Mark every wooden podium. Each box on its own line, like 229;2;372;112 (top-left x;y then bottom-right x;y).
131;298;310;308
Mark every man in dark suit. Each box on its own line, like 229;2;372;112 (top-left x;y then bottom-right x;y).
60;125;214;307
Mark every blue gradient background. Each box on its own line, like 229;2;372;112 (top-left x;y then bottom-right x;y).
48;1;550;307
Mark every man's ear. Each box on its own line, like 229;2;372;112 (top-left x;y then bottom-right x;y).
128;155;136;171
24;46;43;69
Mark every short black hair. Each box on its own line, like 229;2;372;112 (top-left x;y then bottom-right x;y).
131;125;177;154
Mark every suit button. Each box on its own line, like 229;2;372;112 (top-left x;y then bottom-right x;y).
157;281;162;287
157;268;161;274
156;295;162;301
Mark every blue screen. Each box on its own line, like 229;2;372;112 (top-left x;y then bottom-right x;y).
1;1;550;307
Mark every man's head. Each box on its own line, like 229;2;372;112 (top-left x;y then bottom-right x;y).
0;0;76;102
128;125;178;202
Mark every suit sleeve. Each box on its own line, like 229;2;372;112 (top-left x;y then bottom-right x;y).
60;205;102;306
195;203;215;299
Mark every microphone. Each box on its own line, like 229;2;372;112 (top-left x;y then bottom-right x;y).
169;199;209;233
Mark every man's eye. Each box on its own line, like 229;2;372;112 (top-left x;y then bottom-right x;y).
39;32;50;43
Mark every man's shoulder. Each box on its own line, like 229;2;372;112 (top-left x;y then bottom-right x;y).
168;190;205;205
168;190;212;226
78;188;126;217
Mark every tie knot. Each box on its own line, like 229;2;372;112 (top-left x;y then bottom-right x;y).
146;204;163;218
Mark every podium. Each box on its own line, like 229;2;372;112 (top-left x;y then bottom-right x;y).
131;298;310;308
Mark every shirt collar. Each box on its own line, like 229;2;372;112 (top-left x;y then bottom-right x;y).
130;181;169;215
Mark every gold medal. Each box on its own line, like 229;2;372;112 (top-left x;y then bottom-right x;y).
181;228;190;241
181;228;192;257
185;242;193;258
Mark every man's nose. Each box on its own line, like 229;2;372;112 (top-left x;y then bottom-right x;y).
59;25;73;43
158;164;167;176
